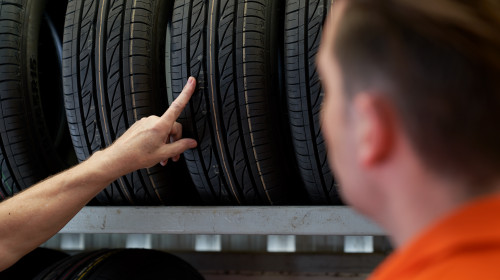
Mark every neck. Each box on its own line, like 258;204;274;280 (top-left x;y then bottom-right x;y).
379;174;500;247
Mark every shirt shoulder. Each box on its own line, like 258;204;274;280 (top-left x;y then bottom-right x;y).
369;194;500;280
413;248;500;280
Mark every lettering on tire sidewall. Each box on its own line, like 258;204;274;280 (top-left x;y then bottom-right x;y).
29;55;51;153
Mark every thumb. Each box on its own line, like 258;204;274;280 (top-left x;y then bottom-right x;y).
159;138;197;159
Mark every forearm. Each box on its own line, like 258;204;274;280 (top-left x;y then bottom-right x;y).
0;150;116;271
0;77;196;272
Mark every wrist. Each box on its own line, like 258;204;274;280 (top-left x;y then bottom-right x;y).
85;149;128;184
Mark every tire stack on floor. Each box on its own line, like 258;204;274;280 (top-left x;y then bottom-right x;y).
34;249;204;280
0;248;69;280
0;248;205;280
0;0;341;206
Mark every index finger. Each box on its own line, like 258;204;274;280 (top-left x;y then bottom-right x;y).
161;77;196;123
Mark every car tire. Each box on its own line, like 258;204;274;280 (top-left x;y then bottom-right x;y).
284;0;340;204
0;0;76;200
0;248;69;280
34;249;204;280
63;0;199;205
169;0;305;205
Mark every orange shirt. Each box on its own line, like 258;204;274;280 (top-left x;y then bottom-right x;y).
369;194;500;280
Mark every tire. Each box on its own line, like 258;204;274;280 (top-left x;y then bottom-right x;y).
0;248;69;280
34;249;205;280
170;0;305;205
0;0;76;200
63;0;199;205
34;250;106;280
284;0;340;204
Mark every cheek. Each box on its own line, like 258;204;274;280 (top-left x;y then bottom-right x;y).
321;95;342;171
322;98;356;197
321;96;336;153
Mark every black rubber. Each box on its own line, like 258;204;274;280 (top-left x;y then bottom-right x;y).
170;0;305;205
0;0;76;201
63;0;199;205
34;249;205;280
284;0;340;204
34;250;106;280
0;248;69;280
40;0;78;169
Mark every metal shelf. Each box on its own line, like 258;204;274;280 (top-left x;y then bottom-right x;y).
60;206;384;235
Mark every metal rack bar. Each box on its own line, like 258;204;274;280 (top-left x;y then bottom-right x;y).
60;206;385;235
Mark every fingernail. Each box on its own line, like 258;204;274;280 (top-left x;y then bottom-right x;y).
189;139;198;148
188;77;194;85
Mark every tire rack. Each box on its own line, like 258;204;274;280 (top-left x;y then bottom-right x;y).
42;206;390;279
60;206;383;235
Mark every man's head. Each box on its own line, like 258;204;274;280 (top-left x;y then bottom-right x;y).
318;0;500;221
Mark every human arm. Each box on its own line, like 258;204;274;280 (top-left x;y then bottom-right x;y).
0;77;198;271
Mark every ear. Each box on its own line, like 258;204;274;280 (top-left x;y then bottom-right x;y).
352;93;395;167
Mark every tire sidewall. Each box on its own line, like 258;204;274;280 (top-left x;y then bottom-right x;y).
23;0;60;176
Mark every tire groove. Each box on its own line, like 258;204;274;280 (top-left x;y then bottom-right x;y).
304;0;331;203
284;0;339;204
210;0;243;204
220;0;261;202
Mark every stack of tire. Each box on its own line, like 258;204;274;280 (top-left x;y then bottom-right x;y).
0;248;204;280
0;0;340;206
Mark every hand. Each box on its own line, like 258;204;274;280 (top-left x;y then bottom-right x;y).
101;77;198;176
